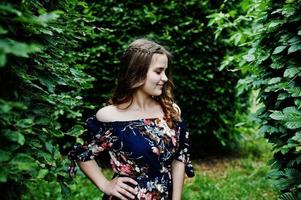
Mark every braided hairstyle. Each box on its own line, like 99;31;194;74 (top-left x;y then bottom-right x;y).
108;38;180;128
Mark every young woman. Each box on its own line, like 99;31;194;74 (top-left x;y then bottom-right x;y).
68;39;194;200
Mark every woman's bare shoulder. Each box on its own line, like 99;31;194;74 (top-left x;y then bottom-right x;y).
95;105;119;122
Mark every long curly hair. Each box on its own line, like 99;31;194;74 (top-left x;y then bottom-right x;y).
107;38;180;127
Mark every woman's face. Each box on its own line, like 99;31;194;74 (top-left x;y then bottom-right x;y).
139;53;168;96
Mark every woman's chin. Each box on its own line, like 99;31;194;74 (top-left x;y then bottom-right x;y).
153;91;162;96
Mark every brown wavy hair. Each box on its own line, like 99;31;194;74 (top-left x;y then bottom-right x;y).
107;38;180;127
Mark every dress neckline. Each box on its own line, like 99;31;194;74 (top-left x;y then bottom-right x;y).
90;115;166;126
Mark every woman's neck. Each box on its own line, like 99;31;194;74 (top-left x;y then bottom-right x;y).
129;90;156;111
116;90;158;111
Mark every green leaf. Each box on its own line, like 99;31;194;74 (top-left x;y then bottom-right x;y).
0;27;7;35
269;111;285;120
67;125;84;137
256;53;270;65
268;21;283;28
268;169;284;178
283;106;301;115
273;46;286;54
285;122;301;129
0;52;6;67
9;154;37;171
292;132;301;142
45;142;54;153
288;44;301;54
0;4;22;16
38;75;56;92
295;99;301;109
42;128;64;137
282;4;296;17
279;192;298;200
0;167;8;182
270;62;284;69
296;146;301;153
59;181;71;197
243;54;255;62
288;36;299;44
0;100;26;112
234;122;245;127
284;67;300;78
15;118;33;128
280;145;292;154
259;125;279;135
0;149;12;162
38;13;60;24
3;130;25;145
287;86;301;97
37;169;48;179
281;107;301;129
277;92;289;101
36;151;52;163
0;102;11;113
268;77;281;84
0;39;42;58
35;117;51;125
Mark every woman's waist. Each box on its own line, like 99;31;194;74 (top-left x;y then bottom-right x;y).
113;172;171;186
105;173;171;200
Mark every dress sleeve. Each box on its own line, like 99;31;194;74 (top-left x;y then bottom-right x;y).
174;120;195;177
67;116;113;177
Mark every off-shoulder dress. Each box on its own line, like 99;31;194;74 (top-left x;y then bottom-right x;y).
68;115;194;200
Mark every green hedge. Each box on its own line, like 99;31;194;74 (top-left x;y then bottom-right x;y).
0;1;95;199
209;0;301;198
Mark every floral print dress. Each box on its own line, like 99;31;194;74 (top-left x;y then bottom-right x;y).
68;115;194;200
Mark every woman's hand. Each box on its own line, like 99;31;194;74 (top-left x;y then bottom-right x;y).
102;176;138;200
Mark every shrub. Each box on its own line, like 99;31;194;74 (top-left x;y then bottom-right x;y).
0;1;95;199
208;0;301;198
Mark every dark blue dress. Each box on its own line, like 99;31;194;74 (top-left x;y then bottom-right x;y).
68;115;194;200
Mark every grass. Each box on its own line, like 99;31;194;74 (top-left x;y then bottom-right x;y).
182;134;278;200
183;157;277;200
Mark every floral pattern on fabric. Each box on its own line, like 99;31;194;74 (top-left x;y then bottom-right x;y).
68;115;194;199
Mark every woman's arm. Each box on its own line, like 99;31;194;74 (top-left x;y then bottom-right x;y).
171;159;185;200
78;160;138;200
77;160;109;192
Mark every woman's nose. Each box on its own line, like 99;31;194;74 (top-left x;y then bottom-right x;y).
161;72;168;82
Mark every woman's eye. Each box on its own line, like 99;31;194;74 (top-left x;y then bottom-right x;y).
155;71;161;74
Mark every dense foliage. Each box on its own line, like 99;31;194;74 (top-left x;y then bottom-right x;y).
209;0;301;198
0;1;95;199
